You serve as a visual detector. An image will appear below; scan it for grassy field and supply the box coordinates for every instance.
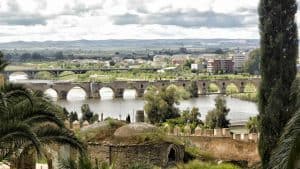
[6,61,258,82]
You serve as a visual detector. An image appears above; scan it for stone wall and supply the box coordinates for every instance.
[87,142,184,169]
[185,136,260,165]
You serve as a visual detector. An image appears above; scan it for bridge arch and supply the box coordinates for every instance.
[66,86,87,101]
[44,88,59,100]
[244,82,257,93]
[99,87,115,100]
[208,82,221,94]
[226,83,239,94]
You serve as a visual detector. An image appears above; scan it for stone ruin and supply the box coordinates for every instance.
[167,125,259,143]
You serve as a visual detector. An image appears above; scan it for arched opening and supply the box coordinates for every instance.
[9,72,28,82]
[208,83,220,93]
[44,88,58,101]
[67,86,87,101]
[226,83,239,94]
[123,89,137,99]
[168,148,176,162]
[244,83,257,93]
[35,71,55,80]
[99,87,114,100]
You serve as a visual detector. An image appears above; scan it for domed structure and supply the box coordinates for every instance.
[114,122,158,138]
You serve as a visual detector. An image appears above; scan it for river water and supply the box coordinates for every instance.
[10,74,258,122]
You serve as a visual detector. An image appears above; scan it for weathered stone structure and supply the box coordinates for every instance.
[85,122,185,169]
[18,78,260,99]
[184,136,260,166]
[87,142,184,169]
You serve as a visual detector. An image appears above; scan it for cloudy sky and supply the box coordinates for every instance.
[0,0,297,42]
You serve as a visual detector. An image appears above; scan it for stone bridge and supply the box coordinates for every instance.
[19,78,260,100]
[4,68,159,79]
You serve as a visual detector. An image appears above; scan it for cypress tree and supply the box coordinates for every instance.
[258,0,298,168]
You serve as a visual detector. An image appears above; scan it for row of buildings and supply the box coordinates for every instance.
[191,52,249,73]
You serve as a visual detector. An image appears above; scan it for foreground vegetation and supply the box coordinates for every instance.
[173,160,240,169]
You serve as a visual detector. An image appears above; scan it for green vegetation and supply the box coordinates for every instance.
[230,93,258,102]
[243,49,260,75]
[246,116,259,133]
[226,83,239,94]
[208,83,219,93]
[230,83,258,102]
[6,61,258,82]
[144,86,181,124]
[205,96,230,129]
[269,79,300,169]
[188,81,199,98]
[0,53,84,163]
[59,155,113,169]
[0,83,84,161]
[81,104,99,124]
[172,160,240,169]
[258,0,298,167]
[166,107,203,132]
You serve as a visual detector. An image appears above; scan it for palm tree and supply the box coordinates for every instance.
[0,83,85,163]
[269,79,300,169]
[246,116,259,133]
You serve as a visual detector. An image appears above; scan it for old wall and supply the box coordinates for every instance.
[87,142,184,169]
[185,136,260,165]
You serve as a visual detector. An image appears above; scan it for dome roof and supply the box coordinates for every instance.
[114,122,158,138]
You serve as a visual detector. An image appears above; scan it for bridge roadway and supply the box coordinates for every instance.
[3,68,160,78]
[16,78,260,100]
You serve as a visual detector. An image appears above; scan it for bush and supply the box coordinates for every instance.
[173,160,241,169]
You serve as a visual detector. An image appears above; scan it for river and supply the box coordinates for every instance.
[10,74,258,122]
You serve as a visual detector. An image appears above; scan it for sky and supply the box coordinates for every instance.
[0,0,297,42]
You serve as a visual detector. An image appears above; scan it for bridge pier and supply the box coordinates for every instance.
[136,89,145,98]
[219,82,226,94]
[114,88,124,98]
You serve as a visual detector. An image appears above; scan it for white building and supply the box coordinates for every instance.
[191,62,207,71]
[233,53,248,72]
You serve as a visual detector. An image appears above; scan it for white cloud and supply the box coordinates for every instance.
[0,0,263,42]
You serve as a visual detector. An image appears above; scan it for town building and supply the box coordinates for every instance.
[191,61,207,72]
[232,53,248,72]
[207,59,234,73]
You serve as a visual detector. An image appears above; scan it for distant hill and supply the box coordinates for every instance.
[0,39,259,50]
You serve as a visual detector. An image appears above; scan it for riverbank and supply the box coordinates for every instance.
[230,93,258,102]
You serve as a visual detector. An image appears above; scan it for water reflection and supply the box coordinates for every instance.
[55,94,258,122]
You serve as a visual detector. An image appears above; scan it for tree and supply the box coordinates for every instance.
[144,86,180,124]
[269,79,300,169]
[81,104,98,124]
[258,0,298,167]
[0,84,84,161]
[69,111,79,123]
[246,116,259,133]
[243,49,260,75]
[188,81,199,98]
[205,96,230,129]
